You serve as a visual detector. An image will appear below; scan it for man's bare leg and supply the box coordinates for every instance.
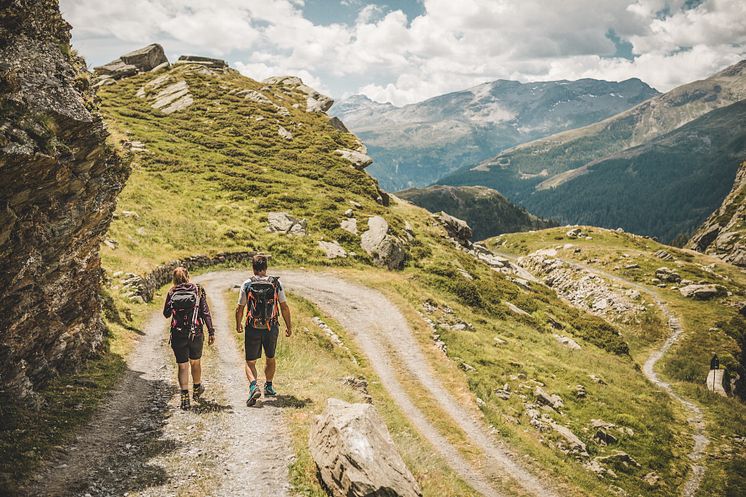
[245,360,258,383]
[265,357,276,383]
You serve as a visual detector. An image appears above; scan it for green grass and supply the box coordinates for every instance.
[492,225,746,495]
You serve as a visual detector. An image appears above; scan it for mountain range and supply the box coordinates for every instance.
[440,60,746,242]
[332,78,659,191]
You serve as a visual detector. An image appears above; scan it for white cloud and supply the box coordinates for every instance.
[61,0,746,106]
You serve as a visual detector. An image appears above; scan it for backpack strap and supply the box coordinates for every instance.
[189,284,201,341]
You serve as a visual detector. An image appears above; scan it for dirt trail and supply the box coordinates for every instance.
[500,251,710,497]
[269,269,561,497]
[23,276,293,497]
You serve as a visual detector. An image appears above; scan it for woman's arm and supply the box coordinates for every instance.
[163,289,173,318]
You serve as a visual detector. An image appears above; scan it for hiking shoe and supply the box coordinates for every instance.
[193,384,205,401]
[264,383,277,397]
[246,383,261,407]
[180,392,191,410]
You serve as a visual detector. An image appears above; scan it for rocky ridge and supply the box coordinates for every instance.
[0,0,129,401]
[687,161,746,266]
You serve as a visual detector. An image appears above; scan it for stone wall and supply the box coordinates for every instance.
[0,0,130,402]
[121,252,257,302]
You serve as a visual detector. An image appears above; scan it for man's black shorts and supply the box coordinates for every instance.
[171,332,204,363]
[245,324,279,361]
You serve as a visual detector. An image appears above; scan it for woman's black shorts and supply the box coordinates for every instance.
[245,324,279,361]
[171,332,204,363]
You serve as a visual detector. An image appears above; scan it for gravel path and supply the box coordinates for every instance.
[503,252,710,497]
[22,275,293,497]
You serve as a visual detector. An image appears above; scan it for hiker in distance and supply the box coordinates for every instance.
[163,267,215,410]
[235,254,292,406]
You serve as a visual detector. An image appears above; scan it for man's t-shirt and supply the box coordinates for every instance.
[237,276,287,307]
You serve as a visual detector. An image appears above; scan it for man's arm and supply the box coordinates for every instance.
[235,305,244,333]
[280,301,292,337]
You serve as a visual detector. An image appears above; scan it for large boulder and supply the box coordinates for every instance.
[0,0,129,402]
[336,148,373,169]
[360,216,407,270]
[434,211,472,245]
[309,399,422,497]
[267,212,307,236]
[94,43,168,79]
[679,284,727,300]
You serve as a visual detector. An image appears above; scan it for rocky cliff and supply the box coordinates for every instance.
[687,161,746,266]
[0,0,129,402]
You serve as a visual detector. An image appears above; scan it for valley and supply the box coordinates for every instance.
[2,2,745,497]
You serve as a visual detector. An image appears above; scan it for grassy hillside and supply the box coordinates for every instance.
[490,227,746,496]
[440,60,746,242]
[397,185,557,240]
[38,61,726,496]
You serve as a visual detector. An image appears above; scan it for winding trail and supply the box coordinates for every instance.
[500,251,710,497]
[25,269,562,497]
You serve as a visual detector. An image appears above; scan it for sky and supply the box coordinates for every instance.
[60,0,746,106]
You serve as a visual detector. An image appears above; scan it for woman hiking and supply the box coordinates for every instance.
[163,267,215,409]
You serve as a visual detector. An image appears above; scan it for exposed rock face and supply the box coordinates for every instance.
[434,211,473,245]
[360,216,407,270]
[518,251,644,324]
[687,161,746,267]
[0,0,128,401]
[309,398,422,497]
[318,240,347,259]
[335,148,373,169]
[263,75,334,113]
[175,55,227,68]
[679,284,727,300]
[94,43,168,80]
[266,212,307,236]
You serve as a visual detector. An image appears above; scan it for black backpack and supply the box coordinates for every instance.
[245,276,280,329]
[170,285,201,337]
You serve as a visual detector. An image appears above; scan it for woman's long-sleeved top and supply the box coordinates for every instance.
[163,283,215,336]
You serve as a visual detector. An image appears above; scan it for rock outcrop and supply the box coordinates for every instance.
[309,398,422,497]
[94,43,168,82]
[175,55,227,68]
[263,75,334,113]
[679,284,727,300]
[318,240,347,259]
[0,0,129,402]
[266,212,307,236]
[518,250,645,324]
[434,211,473,246]
[687,161,746,267]
[335,148,373,169]
[360,216,407,270]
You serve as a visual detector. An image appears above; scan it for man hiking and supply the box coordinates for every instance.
[235,254,292,406]
[163,267,215,410]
